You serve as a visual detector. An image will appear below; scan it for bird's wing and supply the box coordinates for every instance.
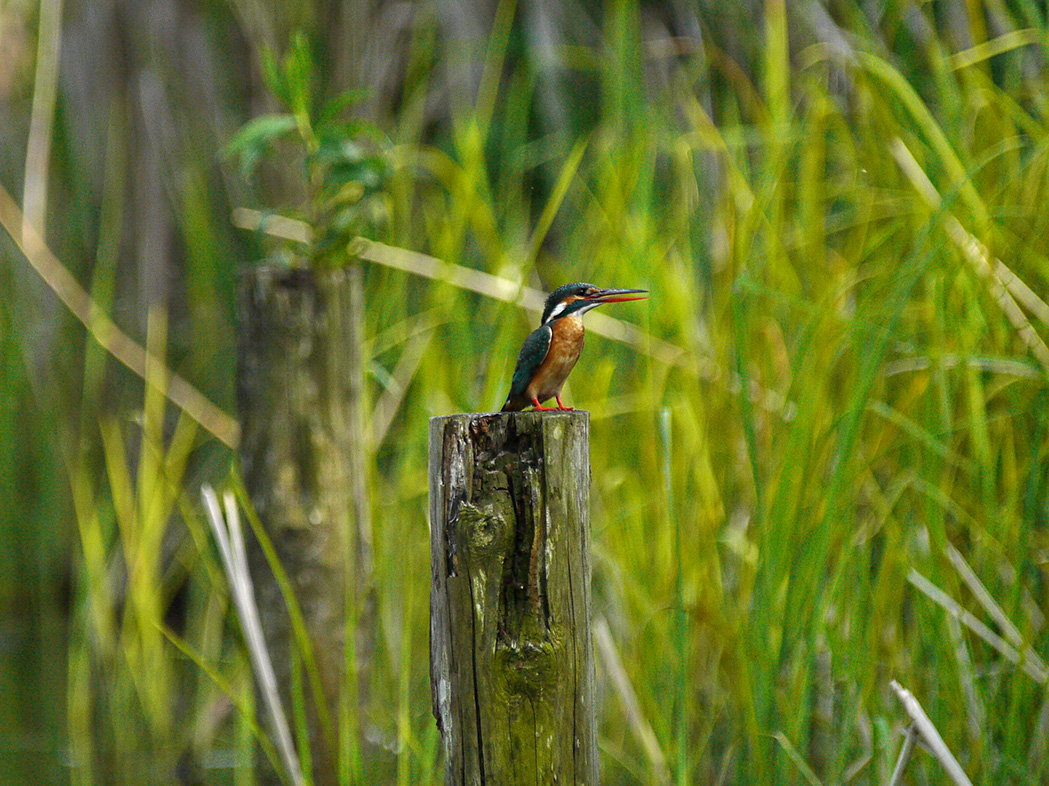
[505,324,552,403]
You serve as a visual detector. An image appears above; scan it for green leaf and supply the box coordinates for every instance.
[260,47,289,106]
[319,89,371,124]
[223,114,298,178]
[285,31,315,120]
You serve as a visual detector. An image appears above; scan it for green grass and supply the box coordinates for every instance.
[3,1,1049,784]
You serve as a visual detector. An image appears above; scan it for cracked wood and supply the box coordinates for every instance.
[429,412,597,786]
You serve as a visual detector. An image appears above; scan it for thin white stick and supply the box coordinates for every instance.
[593,616,669,784]
[891,137,1049,375]
[946,545,1024,653]
[201,485,305,786]
[886,724,918,786]
[23,0,64,240]
[0,187,240,448]
[889,680,974,786]
[230,207,689,368]
[907,568,1048,684]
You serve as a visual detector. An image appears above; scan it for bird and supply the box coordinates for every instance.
[500,282,648,412]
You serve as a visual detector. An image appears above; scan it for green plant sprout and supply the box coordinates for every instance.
[224,31,391,269]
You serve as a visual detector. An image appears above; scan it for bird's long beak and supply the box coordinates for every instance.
[585,287,648,304]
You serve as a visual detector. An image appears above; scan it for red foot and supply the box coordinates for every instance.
[530,396,574,411]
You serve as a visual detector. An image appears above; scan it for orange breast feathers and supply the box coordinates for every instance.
[526,315,585,402]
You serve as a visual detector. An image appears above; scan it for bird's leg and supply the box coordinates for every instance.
[531,397,557,411]
[555,395,574,411]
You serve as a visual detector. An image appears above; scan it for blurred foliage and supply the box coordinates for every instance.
[1,1,1048,785]
[225,31,392,268]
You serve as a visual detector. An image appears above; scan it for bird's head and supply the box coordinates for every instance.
[540,282,648,325]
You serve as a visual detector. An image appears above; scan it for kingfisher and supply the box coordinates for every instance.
[500,282,648,412]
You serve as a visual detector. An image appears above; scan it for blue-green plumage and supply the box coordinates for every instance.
[502,325,553,412]
[500,282,648,412]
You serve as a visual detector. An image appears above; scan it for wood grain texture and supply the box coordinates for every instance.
[429,412,597,786]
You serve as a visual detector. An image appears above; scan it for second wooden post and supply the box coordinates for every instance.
[429,411,597,786]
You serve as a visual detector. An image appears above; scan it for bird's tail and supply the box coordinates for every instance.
[500,396,524,413]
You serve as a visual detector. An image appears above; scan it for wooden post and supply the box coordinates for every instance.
[237,264,375,786]
[429,412,597,786]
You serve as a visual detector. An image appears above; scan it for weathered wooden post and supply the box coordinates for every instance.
[238,264,375,786]
[429,411,597,785]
